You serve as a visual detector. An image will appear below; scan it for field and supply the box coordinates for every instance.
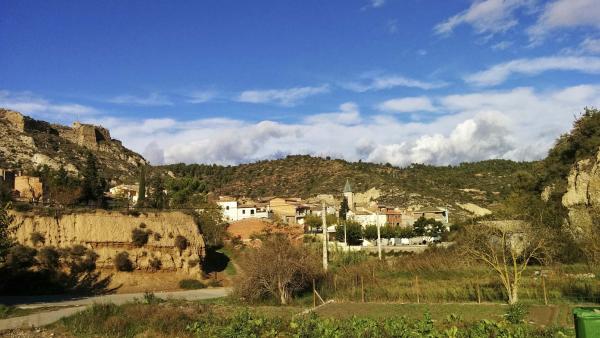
[42,299,575,337]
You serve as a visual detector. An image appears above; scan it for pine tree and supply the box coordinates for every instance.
[148,173,166,209]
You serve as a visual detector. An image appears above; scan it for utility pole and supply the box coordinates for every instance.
[322,202,328,271]
[376,211,382,260]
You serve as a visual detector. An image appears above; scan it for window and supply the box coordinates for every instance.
[226,206,229,210]
[251,209,255,214]
[242,210,246,214]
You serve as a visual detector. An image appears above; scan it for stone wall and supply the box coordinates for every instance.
[14,176,43,201]
[9,210,205,274]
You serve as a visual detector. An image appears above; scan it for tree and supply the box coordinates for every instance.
[335,221,362,245]
[460,221,548,304]
[234,235,321,305]
[80,152,107,206]
[194,204,227,248]
[137,165,146,207]
[364,225,378,240]
[339,197,349,220]
[0,203,14,265]
[148,173,166,209]
[413,216,445,237]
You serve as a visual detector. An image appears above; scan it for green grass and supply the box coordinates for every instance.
[218,246,237,276]
[51,301,574,337]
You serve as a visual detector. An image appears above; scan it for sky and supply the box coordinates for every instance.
[1,0,600,166]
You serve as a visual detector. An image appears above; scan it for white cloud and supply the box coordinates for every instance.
[581,38,600,55]
[79,84,600,167]
[186,90,217,104]
[434,0,534,36]
[370,0,385,8]
[109,92,173,106]
[0,90,97,120]
[304,102,361,125]
[491,41,513,50]
[237,85,329,106]
[465,56,600,86]
[528,0,600,42]
[377,96,437,113]
[343,74,445,92]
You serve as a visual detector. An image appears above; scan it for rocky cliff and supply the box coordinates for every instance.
[0,108,146,181]
[561,150,600,233]
[9,210,205,274]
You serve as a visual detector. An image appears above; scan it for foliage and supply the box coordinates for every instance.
[194,206,227,248]
[304,214,338,231]
[114,251,134,272]
[234,235,322,304]
[0,244,110,295]
[179,279,206,290]
[413,216,445,237]
[0,181,12,204]
[0,203,14,265]
[175,235,188,251]
[335,221,363,245]
[339,197,349,220]
[29,231,45,246]
[149,257,162,271]
[459,222,549,304]
[80,152,107,206]
[505,303,529,324]
[131,228,149,247]
[159,156,532,213]
[147,172,166,209]
[60,303,570,338]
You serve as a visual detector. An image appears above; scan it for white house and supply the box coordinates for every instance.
[347,209,387,228]
[217,196,270,222]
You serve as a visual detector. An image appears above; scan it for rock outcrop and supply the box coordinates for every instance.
[0,108,146,181]
[9,210,205,275]
[561,151,600,232]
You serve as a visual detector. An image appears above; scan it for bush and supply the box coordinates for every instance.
[37,246,60,270]
[114,252,134,272]
[179,279,206,290]
[30,232,45,246]
[207,279,222,287]
[13,203,32,212]
[149,257,162,271]
[505,303,528,324]
[153,233,162,241]
[131,228,149,247]
[175,235,188,251]
[6,245,37,270]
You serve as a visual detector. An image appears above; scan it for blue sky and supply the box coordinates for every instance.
[2,0,600,165]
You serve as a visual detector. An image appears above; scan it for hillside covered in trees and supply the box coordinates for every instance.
[160,156,534,212]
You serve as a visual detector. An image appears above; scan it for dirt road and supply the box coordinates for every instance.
[0,287,231,331]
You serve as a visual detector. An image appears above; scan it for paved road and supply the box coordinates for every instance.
[0,287,231,331]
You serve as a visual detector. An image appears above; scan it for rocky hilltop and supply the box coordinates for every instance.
[561,150,600,232]
[0,108,146,181]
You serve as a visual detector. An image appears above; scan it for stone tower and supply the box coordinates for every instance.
[343,179,354,211]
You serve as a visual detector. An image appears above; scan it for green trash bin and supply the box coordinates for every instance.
[573,307,600,338]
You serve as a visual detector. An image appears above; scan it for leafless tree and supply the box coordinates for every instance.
[460,221,548,304]
[234,234,321,305]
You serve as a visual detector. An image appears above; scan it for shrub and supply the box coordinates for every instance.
[37,246,60,270]
[188,259,199,267]
[149,257,162,271]
[142,291,163,304]
[139,222,147,229]
[114,252,134,272]
[505,303,528,324]
[14,203,32,212]
[131,228,149,247]
[6,245,37,270]
[30,232,45,246]
[179,279,206,290]
[153,233,162,241]
[175,235,188,251]
[207,279,222,287]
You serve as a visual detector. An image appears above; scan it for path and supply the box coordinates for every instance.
[0,287,231,331]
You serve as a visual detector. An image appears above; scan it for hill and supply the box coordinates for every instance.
[0,109,146,181]
[161,155,534,217]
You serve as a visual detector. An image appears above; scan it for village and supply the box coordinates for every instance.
[1,164,450,250]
